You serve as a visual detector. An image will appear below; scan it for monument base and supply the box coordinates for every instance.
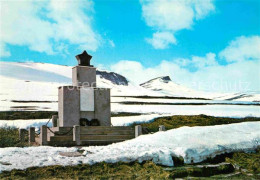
[58,86,111,127]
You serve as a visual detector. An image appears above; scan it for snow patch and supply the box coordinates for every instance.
[0,119,51,129]
[0,114,167,129]
[0,122,259,172]
[111,114,170,126]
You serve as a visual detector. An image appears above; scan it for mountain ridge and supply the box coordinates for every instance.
[140,76,172,86]
[0,62,259,102]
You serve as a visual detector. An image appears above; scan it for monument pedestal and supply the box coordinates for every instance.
[58,86,111,127]
[58,86,80,127]
[72,66,96,87]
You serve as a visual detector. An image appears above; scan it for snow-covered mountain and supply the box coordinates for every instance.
[0,62,162,110]
[213,91,260,102]
[0,62,128,86]
[140,75,260,101]
[140,76,215,99]
[0,61,259,111]
[140,76,196,95]
[0,61,259,118]
[0,61,161,96]
[97,70,128,86]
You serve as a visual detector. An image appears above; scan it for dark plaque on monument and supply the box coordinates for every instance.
[75,50,93,66]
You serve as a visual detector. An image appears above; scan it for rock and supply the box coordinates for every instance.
[59,152,82,157]
[96,70,128,86]
[170,162,235,178]
[0,161,12,165]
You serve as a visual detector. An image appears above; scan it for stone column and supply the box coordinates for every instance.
[52,115,58,127]
[19,128,27,142]
[72,66,96,87]
[94,89,111,126]
[40,125,47,145]
[58,86,80,127]
[159,125,166,131]
[135,125,142,137]
[73,125,81,146]
[29,127,35,143]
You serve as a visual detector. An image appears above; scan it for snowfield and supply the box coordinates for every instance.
[111,114,170,126]
[0,114,169,129]
[0,119,51,130]
[112,104,260,117]
[0,62,260,173]
[0,121,259,172]
[1,108,260,130]
[1,62,260,112]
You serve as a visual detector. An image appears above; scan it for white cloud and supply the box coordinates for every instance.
[110,35,260,92]
[176,52,218,69]
[189,60,260,92]
[110,61,145,83]
[193,0,215,20]
[111,59,260,92]
[108,40,115,48]
[219,36,260,63]
[0,0,100,57]
[146,32,176,49]
[0,43,11,57]
[110,60,190,85]
[140,0,215,49]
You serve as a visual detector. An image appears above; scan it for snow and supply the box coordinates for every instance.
[0,62,259,172]
[0,114,168,129]
[0,119,51,129]
[0,62,259,114]
[2,105,259,130]
[112,96,260,105]
[140,76,260,102]
[0,61,159,97]
[0,62,160,111]
[112,104,260,117]
[0,76,62,111]
[213,91,260,102]
[140,76,222,99]
[235,94,260,102]
[1,121,259,172]
[111,114,170,126]
[1,62,259,110]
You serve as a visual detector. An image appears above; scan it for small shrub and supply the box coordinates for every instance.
[0,127,28,147]
[133,115,260,132]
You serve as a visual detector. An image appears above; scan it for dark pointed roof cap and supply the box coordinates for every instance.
[75,50,93,66]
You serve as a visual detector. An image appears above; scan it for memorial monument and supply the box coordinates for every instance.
[37,51,136,146]
[58,50,111,127]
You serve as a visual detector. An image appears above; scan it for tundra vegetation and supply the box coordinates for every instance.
[0,113,259,179]
[133,114,260,132]
[0,111,143,120]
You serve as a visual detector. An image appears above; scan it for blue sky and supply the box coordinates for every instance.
[1,0,260,92]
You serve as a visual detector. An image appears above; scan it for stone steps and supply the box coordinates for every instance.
[80,134,134,141]
[46,126,135,146]
[50,135,73,141]
[80,129,135,135]
[80,139,129,146]
[48,140,76,147]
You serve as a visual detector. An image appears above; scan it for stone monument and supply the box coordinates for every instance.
[58,50,111,127]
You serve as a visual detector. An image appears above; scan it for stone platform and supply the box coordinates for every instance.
[41,126,136,146]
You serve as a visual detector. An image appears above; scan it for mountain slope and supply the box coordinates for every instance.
[140,76,194,93]
[140,76,260,101]
[0,62,130,86]
[0,62,259,112]
[213,91,260,102]
[140,76,213,99]
[97,70,128,86]
[0,62,161,110]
